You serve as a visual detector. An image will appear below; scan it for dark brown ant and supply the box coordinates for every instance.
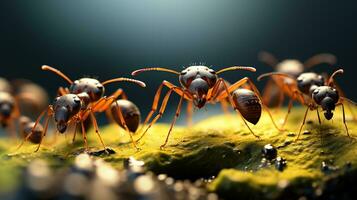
[11,79,49,118]
[258,69,356,141]
[258,51,336,108]
[19,65,146,152]
[0,90,19,135]
[0,78,48,137]
[0,78,19,134]
[132,65,282,149]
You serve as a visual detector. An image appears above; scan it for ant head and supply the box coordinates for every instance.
[276,59,304,77]
[53,94,82,133]
[69,78,105,102]
[296,72,325,95]
[0,92,15,125]
[179,66,217,108]
[312,86,339,120]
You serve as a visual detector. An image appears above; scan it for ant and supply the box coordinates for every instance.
[19,65,146,152]
[132,65,282,149]
[258,51,336,108]
[0,78,48,137]
[258,69,356,141]
[108,99,141,134]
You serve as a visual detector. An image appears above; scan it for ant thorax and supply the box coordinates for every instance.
[69,78,105,102]
[276,60,304,77]
[296,72,325,95]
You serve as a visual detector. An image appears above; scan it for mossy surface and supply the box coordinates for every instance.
[0,106,357,199]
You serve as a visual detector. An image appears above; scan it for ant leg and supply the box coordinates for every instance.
[81,121,89,151]
[295,107,310,141]
[340,97,357,121]
[316,107,321,124]
[161,94,184,149]
[220,99,231,115]
[16,107,50,150]
[7,120,17,139]
[105,109,114,123]
[142,82,166,127]
[336,103,350,137]
[276,91,285,110]
[142,81,190,128]
[136,89,174,142]
[89,111,107,151]
[72,123,78,143]
[94,89,126,112]
[113,101,139,149]
[281,99,293,129]
[261,79,275,106]
[34,113,51,152]
[186,101,193,126]
[57,87,70,96]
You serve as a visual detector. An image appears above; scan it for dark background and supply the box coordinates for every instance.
[1,0,356,123]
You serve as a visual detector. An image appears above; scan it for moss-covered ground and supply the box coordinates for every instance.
[0,106,357,199]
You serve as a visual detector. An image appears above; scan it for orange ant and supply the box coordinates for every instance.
[132,65,282,149]
[258,51,337,108]
[258,69,356,141]
[18,65,146,152]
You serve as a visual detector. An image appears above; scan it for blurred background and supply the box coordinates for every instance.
[1,0,356,124]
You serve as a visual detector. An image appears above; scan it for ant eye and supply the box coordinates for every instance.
[209,69,216,74]
[180,71,187,75]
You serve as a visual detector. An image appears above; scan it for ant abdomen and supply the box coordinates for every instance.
[20,116,43,144]
[232,88,262,125]
[110,99,141,133]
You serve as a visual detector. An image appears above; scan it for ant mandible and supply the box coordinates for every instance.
[258,51,336,108]
[19,65,146,152]
[258,69,356,141]
[132,65,282,149]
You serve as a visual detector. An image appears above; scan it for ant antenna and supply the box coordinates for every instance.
[216,66,256,74]
[304,53,337,69]
[102,78,146,87]
[258,51,279,68]
[131,67,180,76]
[257,72,295,81]
[41,65,73,84]
[327,69,344,86]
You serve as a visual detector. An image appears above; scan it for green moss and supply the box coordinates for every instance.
[0,106,356,198]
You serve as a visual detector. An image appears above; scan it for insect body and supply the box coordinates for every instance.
[132,65,282,149]
[109,99,141,133]
[20,66,146,152]
[19,116,44,144]
[258,69,356,141]
[258,52,336,108]
[0,78,48,137]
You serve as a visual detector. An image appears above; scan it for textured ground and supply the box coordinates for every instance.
[0,106,357,199]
